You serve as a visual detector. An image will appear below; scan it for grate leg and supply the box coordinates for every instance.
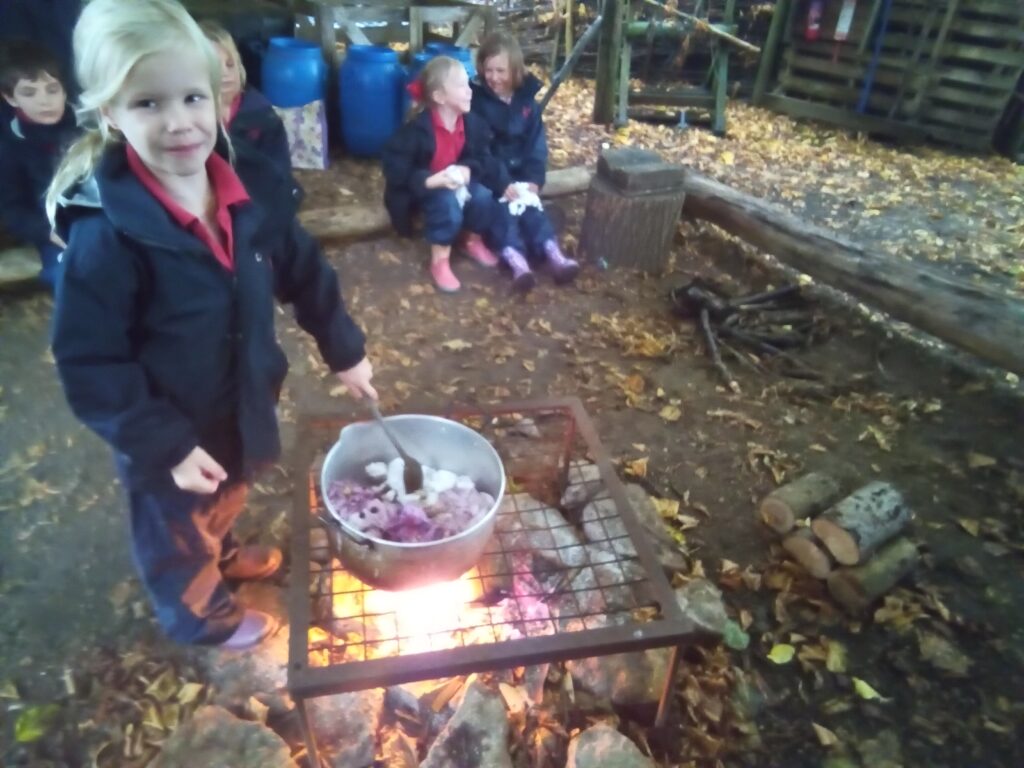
[296,696,323,767]
[655,644,682,727]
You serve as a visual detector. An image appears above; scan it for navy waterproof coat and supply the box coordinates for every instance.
[51,141,366,488]
[469,74,547,189]
[229,87,292,181]
[0,108,78,249]
[381,109,509,237]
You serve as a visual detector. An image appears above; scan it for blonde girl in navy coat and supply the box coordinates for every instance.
[47,0,376,650]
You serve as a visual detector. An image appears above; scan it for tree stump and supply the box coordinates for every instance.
[579,148,687,272]
[827,537,920,614]
[811,482,912,566]
[757,472,843,535]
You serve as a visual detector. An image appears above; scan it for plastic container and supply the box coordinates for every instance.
[424,42,476,80]
[402,49,435,115]
[339,45,404,157]
[261,37,326,108]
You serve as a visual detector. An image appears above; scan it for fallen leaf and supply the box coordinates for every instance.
[852,677,888,701]
[811,722,839,747]
[956,518,980,537]
[523,360,536,372]
[659,405,682,422]
[651,497,680,518]
[767,644,796,664]
[967,452,997,469]
[917,631,972,677]
[15,704,61,743]
[826,640,848,673]
[625,457,649,478]
[441,339,473,352]
[177,682,204,705]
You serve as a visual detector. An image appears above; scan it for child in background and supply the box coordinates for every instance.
[200,20,292,178]
[382,55,535,294]
[471,32,578,283]
[0,40,79,287]
[47,0,375,650]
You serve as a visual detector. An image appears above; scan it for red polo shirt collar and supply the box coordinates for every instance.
[125,144,250,271]
[428,108,465,174]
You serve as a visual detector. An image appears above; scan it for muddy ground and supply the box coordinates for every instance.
[2,104,1023,766]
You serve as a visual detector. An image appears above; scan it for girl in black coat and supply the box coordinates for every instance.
[201,20,293,180]
[47,0,375,651]
[382,56,535,293]
[472,32,578,283]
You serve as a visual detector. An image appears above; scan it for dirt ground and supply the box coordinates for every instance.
[2,96,1023,766]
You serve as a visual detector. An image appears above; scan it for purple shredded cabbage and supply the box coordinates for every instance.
[326,479,494,543]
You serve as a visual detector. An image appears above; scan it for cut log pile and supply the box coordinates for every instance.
[757,474,920,614]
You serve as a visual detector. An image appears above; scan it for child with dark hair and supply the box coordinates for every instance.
[471,32,578,284]
[0,39,78,287]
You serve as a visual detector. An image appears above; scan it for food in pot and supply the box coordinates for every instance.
[326,458,495,543]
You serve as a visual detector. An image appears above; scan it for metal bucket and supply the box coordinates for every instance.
[319,415,505,590]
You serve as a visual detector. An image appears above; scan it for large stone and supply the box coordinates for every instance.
[150,705,296,768]
[420,680,512,768]
[565,723,655,768]
[565,645,670,708]
[196,583,293,716]
[495,494,588,568]
[308,689,385,768]
[380,726,418,768]
[674,578,728,641]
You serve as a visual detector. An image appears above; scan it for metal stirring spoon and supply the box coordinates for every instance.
[367,400,424,494]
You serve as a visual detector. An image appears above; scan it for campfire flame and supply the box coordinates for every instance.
[362,576,478,654]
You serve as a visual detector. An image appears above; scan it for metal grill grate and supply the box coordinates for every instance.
[288,398,700,701]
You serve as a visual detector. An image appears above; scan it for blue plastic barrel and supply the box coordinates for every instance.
[424,43,476,80]
[261,37,326,108]
[402,50,435,115]
[339,45,404,157]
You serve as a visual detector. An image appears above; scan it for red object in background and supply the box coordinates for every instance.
[805,0,824,41]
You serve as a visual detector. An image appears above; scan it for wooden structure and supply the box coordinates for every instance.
[293,0,497,65]
[579,148,688,272]
[753,0,1024,152]
[594,0,746,133]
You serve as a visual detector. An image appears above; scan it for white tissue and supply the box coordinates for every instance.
[500,181,543,217]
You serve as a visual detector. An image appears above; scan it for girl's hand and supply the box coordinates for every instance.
[452,165,471,184]
[503,184,520,201]
[526,183,540,195]
[426,172,463,191]
[336,357,378,400]
[171,446,227,494]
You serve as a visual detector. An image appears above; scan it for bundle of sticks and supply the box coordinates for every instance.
[670,279,830,391]
[756,472,920,613]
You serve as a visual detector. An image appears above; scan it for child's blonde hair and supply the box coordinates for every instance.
[199,19,247,91]
[476,31,526,91]
[410,55,463,117]
[46,0,223,225]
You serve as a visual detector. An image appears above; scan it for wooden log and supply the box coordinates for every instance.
[757,471,843,534]
[827,537,920,613]
[782,528,835,579]
[297,166,595,242]
[811,482,912,566]
[680,171,1024,376]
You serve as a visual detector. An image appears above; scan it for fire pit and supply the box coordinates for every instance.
[288,398,706,764]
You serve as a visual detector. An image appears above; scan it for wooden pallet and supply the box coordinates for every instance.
[756,0,1024,151]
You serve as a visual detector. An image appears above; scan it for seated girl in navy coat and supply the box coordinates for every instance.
[47,0,375,650]
[382,55,535,293]
[200,20,292,179]
[471,32,578,284]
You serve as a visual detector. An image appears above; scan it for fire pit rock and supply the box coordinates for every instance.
[150,705,297,768]
[566,723,655,768]
[309,689,385,768]
[420,680,513,768]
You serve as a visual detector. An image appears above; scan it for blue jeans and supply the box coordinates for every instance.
[515,206,556,261]
[420,182,498,246]
[121,469,247,644]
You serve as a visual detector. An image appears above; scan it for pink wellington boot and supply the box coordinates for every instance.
[501,247,535,294]
[430,257,461,293]
[543,239,580,284]
[461,233,499,267]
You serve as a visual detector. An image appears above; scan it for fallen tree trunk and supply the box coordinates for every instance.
[681,172,1024,376]
[298,163,1024,375]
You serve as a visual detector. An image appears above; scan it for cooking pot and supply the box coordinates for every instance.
[319,414,505,590]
